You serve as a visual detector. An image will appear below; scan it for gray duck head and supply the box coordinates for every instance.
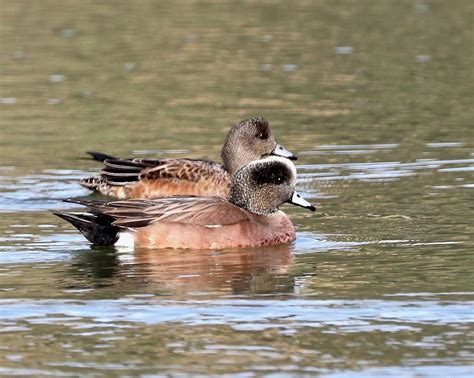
[221,117,297,175]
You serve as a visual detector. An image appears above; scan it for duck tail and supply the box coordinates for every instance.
[53,211,119,246]
[80,150,118,193]
[87,151,118,162]
[78,176,107,191]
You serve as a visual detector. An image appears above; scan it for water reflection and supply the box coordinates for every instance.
[72,248,119,280]
[73,244,295,295]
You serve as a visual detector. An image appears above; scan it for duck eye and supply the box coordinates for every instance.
[255,130,268,140]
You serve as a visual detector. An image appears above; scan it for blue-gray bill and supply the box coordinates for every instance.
[272,144,297,160]
[287,191,316,211]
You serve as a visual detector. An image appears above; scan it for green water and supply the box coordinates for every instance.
[1,1,473,376]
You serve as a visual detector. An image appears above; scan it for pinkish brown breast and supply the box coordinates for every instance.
[133,212,295,249]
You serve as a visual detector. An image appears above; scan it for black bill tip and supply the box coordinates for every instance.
[272,144,298,161]
[287,191,316,212]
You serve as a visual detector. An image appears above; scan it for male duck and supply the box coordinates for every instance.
[80,117,296,199]
[56,156,315,249]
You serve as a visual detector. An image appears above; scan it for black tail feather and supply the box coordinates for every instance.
[63,198,104,207]
[87,151,118,162]
[100,159,143,183]
[53,212,119,246]
[102,159,141,169]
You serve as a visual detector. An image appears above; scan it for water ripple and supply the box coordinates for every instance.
[1,298,472,330]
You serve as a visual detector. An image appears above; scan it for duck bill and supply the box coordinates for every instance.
[287,191,316,211]
[272,144,297,160]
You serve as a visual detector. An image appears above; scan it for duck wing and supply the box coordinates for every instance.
[67,197,249,228]
[138,158,226,183]
[100,158,222,184]
[79,158,230,199]
[83,158,225,186]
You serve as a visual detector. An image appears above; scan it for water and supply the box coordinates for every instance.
[1,1,473,376]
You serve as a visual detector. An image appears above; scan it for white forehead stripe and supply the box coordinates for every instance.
[247,155,296,174]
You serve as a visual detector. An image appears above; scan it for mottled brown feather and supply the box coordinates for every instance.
[80,158,231,199]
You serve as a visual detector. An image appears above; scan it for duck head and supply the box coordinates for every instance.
[221,117,297,175]
[229,156,315,216]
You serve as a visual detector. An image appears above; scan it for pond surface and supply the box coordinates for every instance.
[1,1,473,376]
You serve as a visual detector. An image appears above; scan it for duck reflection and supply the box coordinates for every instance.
[73,243,295,295]
[70,247,120,280]
[131,243,295,295]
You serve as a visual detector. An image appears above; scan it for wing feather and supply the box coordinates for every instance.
[89,197,249,228]
[96,158,225,186]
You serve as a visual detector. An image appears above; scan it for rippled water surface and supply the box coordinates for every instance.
[1,1,473,376]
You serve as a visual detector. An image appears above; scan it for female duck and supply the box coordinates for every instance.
[57,156,314,249]
[80,117,296,199]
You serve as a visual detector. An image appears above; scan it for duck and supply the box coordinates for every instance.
[80,117,296,199]
[55,156,315,249]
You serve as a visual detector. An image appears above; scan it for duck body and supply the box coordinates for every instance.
[133,214,295,249]
[56,198,296,250]
[80,117,296,199]
[113,202,295,249]
[56,156,315,250]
